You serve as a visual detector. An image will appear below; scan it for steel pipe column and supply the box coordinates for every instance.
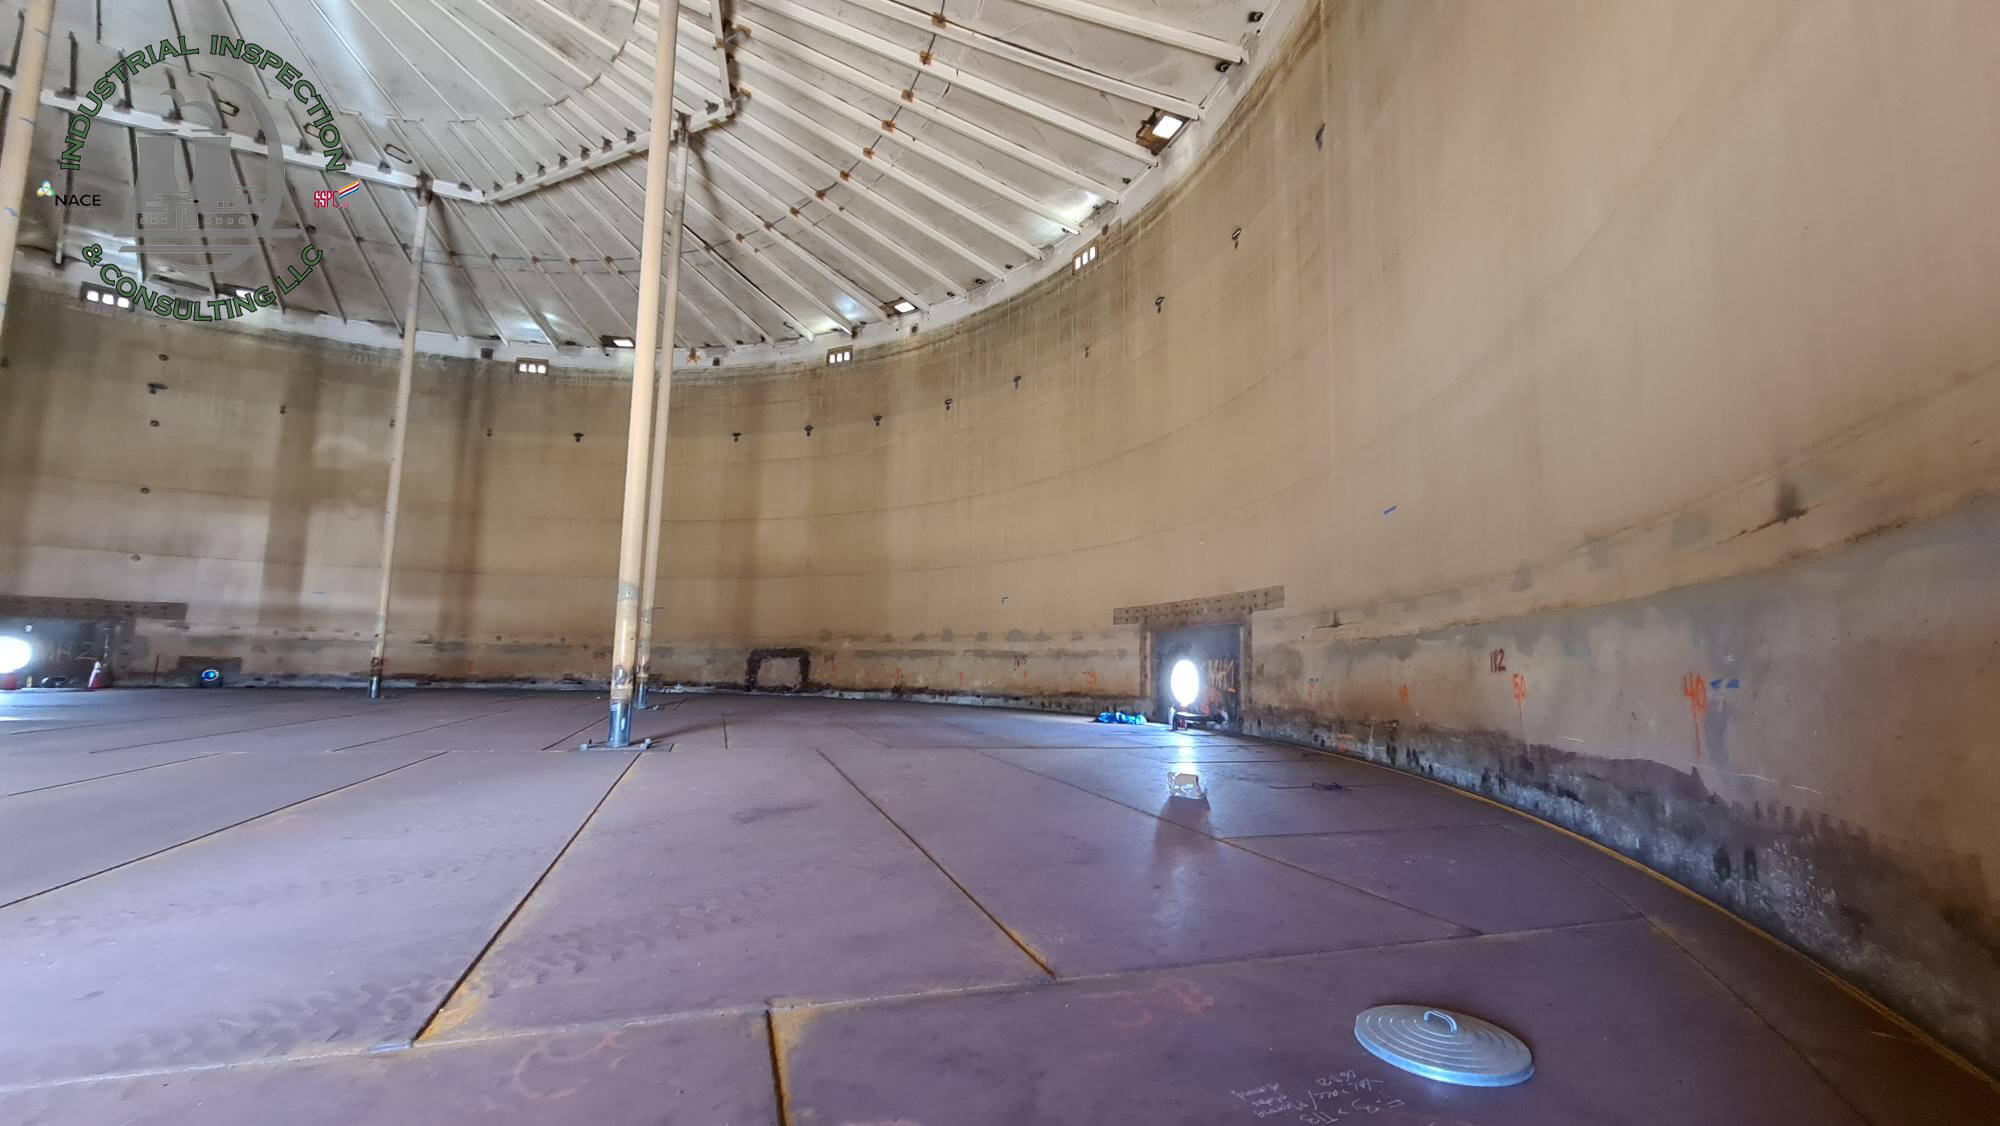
[368,194,432,699]
[605,0,683,746]
[0,0,58,340]
[634,119,690,710]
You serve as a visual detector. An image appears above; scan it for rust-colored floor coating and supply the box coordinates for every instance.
[0,688,1990,1124]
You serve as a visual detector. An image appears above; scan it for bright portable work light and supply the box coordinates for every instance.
[1169,658,1200,709]
[0,636,32,675]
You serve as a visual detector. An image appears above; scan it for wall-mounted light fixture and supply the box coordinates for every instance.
[80,282,132,309]
[515,359,549,375]
[826,347,852,366]
[1137,110,1187,154]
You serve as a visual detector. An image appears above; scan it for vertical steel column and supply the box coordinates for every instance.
[605,0,682,746]
[368,193,432,699]
[633,118,690,710]
[0,0,58,339]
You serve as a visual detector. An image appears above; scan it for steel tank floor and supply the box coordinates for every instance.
[0,688,1991,1124]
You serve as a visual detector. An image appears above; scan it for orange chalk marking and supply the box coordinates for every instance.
[1682,673,1709,761]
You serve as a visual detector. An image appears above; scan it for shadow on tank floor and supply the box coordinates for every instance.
[0,688,1990,1124]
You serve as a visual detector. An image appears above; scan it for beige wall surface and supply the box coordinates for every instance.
[4,0,1999,1071]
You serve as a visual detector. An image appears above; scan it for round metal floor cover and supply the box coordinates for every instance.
[1353,1005,1534,1087]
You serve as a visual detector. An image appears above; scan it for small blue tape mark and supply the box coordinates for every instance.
[1383,505,1397,516]
[1710,678,1722,689]
[369,1041,409,1054]
[1727,678,1740,689]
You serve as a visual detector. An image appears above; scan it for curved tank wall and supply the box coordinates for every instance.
[4,0,1999,1074]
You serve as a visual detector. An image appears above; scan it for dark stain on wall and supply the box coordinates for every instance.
[1245,704,2000,1073]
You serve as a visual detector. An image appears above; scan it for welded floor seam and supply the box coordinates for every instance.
[0,750,451,912]
[1497,819,2000,1100]
[1265,742,2000,1095]
[522,693,631,751]
[1637,914,1878,1124]
[963,746,1479,936]
[13,703,399,755]
[541,711,616,751]
[411,750,645,1044]
[1219,818,1510,841]
[154,916,1657,1074]
[323,697,541,752]
[0,917,1674,1096]
[0,750,223,798]
[821,717,892,748]
[0,697,323,739]
[765,1009,795,1126]
[814,748,1058,978]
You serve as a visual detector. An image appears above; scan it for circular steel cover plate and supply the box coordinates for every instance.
[1353,1005,1534,1087]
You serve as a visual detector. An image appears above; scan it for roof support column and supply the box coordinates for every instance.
[0,0,56,341]
[634,116,689,709]
[602,0,682,748]
[368,192,432,699]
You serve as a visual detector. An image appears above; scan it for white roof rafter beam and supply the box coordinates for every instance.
[334,121,468,339]
[431,201,516,343]
[382,120,511,339]
[452,0,650,121]
[454,121,603,340]
[733,21,1120,199]
[405,121,564,346]
[630,5,734,111]
[626,160,825,340]
[606,34,736,118]
[685,257,775,343]
[792,0,1203,119]
[733,89,1046,262]
[563,151,768,344]
[734,91,1049,260]
[681,158,862,334]
[584,165,777,342]
[735,57,1080,235]
[709,116,1009,281]
[737,0,1157,164]
[1003,0,1246,63]
[685,207,826,340]
[777,196,946,307]
[0,76,482,200]
[674,285,734,349]
[692,135,924,316]
[700,0,732,108]
[487,97,739,203]
[680,120,944,302]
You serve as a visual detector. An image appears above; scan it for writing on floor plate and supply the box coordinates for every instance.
[1231,1072,1409,1122]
